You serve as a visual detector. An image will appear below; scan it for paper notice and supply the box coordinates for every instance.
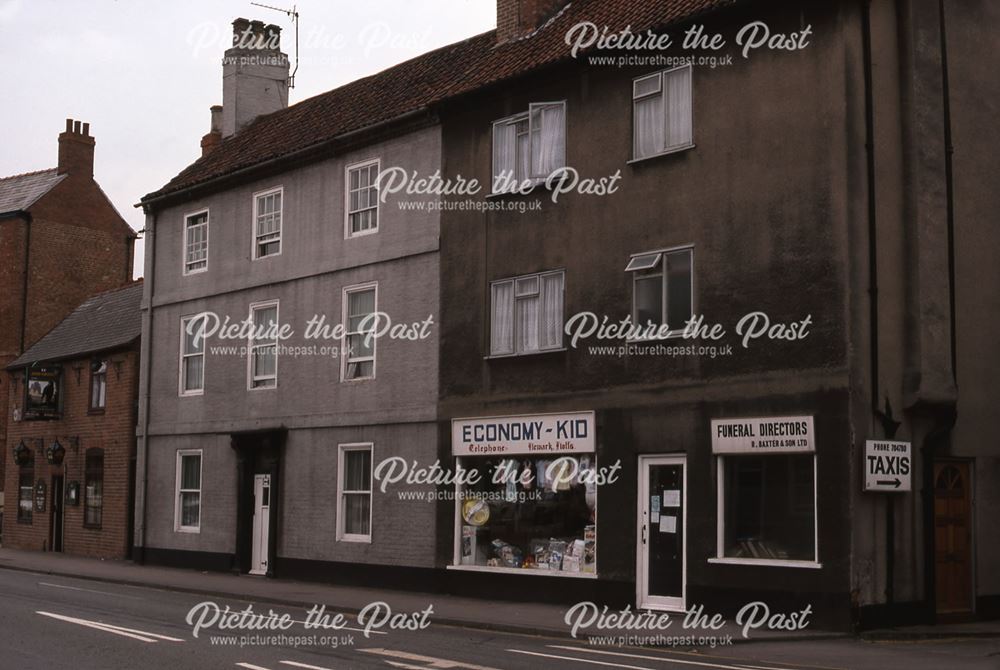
[662,490,681,507]
[659,515,677,533]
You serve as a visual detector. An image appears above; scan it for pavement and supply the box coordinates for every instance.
[0,547,996,645]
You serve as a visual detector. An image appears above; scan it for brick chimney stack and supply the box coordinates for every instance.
[57,118,95,177]
[221,17,289,138]
[497,0,565,43]
[201,105,223,156]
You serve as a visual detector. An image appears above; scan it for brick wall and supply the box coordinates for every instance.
[3,348,138,558]
[0,216,29,491]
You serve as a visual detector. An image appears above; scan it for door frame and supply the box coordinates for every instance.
[636,454,687,611]
[250,473,271,575]
[933,458,976,616]
[50,475,64,553]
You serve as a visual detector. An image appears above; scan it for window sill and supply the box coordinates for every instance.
[707,557,822,569]
[447,564,597,579]
[337,535,372,544]
[341,375,375,383]
[183,267,208,276]
[626,332,685,344]
[87,408,106,416]
[627,143,696,166]
[175,527,201,534]
[485,347,566,360]
[485,178,547,198]
[345,228,379,239]
[179,390,204,398]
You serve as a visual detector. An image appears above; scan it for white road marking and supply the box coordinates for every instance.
[38,581,141,599]
[285,617,387,635]
[236,664,274,670]
[36,610,183,643]
[280,661,337,670]
[359,647,501,669]
[508,648,657,669]
[547,645,797,670]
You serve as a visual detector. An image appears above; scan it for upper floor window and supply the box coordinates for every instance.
[346,159,379,237]
[183,210,209,274]
[626,247,693,336]
[632,65,693,161]
[180,315,206,395]
[248,301,279,389]
[84,448,104,529]
[253,187,282,259]
[490,270,564,356]
[492,102,566,193]
[175,450,202,532]
[342,284,376,381]
[89,359,107,412]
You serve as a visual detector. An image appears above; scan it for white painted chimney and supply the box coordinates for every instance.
[221,18,289,138]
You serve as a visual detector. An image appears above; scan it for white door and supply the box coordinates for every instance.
[637,455,687,611]
[250,474,271,575]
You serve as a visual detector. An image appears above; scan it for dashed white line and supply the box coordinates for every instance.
[36,610,184,643]
[359,647,501,669]
[280,661,337,670]
[38,581,141,599]
[547,645,800,670]
[508,648,657,669]
[236,664,273,670]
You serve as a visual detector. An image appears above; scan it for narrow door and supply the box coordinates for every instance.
[250,474,271,575]
[50,476,64,553]
[934,461,973,615]
[637,456,686,611]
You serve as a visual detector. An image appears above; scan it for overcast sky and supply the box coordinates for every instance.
[0,0,495,278]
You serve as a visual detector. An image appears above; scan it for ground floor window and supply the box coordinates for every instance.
[337,443,373,542]
[175,450,202,532]
[84,448,104,528]
[719,453,816,562]
[455,455,597,574]
[18,462,34,523]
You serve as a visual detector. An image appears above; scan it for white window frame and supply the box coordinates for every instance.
[491,100,566,194]
[627,245,694,340]
[179,314,206,396]
[345,158,380,238]
[174,449,203,533]
[630,64,694,162]
[489,269,565,357]
[247,299,279,390]
[340,282,378,382]
[182,208,209,275]
[252,186,283,260]
[709,454,821,569]
[336,442,373,543]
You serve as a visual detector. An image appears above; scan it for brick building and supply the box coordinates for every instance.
[0,119,137,534]
[4,282,142,558]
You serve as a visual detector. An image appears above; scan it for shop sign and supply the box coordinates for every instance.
[452,411,595,456]
[864,440,911,492]
[711,416,814,454]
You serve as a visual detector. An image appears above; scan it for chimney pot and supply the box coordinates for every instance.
[65,118,73,132]
[73,120,81,133]
[82,122,90,136]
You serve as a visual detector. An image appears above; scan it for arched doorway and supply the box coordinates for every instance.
[934,461,973,616]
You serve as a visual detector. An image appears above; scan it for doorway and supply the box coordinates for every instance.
[50,475,64,553]
[934,460,973,615]
[250,474,271,575]
[637,455,686,611]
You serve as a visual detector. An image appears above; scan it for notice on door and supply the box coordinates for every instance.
[864,440,911,492]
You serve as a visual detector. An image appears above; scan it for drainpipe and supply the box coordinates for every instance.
[19,212,32,353]
[134,209,157,563]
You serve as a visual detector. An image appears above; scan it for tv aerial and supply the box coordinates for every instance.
[250,2,300,88]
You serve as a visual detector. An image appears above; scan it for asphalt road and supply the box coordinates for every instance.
[1,568,998,670]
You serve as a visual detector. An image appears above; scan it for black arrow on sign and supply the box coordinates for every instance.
[877,478,901,488]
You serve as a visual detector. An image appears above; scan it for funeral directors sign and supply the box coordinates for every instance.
[452,411,596,456]
[711,416,815,454]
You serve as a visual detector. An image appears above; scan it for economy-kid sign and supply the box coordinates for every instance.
[452,411,595,456]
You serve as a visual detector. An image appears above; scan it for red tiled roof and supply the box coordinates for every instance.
[143,0,736,203]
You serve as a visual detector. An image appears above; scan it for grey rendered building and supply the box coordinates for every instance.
[134,20,449,576]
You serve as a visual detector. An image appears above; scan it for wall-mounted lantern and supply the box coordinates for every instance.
[13,440,31,466]
[46,438,66,465]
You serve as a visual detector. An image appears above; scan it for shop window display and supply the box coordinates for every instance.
[456,455,597,574]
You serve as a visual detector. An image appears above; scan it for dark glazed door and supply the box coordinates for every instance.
[934,461,973,615]
[638,457,685,610]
